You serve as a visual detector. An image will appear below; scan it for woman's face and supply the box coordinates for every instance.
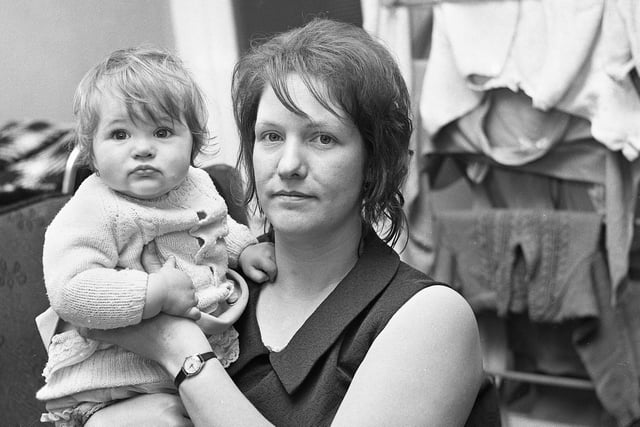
[253,75,366,239]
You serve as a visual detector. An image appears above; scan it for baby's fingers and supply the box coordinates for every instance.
[183,307,202,321]
[251,254,278,282]
[163,255,177,269]
[179,291,200,320]
[226,288,240,305]
[141,241,164,273]
[243,267,269,283]
[262,260,277,282]
[255,257,277,282]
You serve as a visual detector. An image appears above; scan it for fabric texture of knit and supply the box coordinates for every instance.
[36,166,256,401]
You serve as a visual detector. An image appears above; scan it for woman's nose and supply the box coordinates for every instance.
[277,140,307,179]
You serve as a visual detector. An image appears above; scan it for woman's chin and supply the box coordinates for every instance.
[270,221,313,236]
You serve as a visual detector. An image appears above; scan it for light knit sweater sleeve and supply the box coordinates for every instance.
[225,215,258,268]
[42,177,148,329]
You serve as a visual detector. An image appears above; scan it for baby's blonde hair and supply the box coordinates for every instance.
[73,46,210,169]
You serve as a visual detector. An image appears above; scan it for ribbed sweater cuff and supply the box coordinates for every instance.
[61,269,148,329]
[226,230,258,268]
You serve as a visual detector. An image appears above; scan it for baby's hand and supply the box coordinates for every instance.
[238,242,277,283]
[143,256,201,321]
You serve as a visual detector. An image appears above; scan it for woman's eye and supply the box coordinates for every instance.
[264,132,282,142]
[111,130,129,140]
[155,128,173,138]
[316,134,335,145]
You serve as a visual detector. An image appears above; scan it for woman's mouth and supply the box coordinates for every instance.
[272,190,311,199]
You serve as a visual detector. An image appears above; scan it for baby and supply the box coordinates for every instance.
[35,46,275,425]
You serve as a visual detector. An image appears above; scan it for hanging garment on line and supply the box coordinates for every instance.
[419,0,640,160]
[413,137,640,302]
[420,88,592,167]
[431,208,640,426]
[619,0,640,72]
[431,209,602,321]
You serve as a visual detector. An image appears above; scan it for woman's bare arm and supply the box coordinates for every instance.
[331,285,484,426]
[85,393,192,427]
[84,314,273,427]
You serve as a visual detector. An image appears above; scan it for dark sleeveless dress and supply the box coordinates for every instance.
[228,231,501,426]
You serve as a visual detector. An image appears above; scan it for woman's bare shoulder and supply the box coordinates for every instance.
[390,284,480,354]
[333,284,484,426]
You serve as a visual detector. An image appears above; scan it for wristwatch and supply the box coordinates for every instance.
[174,352,217,388]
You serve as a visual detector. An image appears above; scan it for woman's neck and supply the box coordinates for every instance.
[271,222,362,298]
[256,221,363,351]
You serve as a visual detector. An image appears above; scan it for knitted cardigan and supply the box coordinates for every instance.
[36,166,256,401]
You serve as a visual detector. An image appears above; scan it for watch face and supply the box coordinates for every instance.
[184,355,202,375]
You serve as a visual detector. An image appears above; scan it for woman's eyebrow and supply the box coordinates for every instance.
[254,120,281,129]
[308,117,356,135]
[306,119,328,129]
[306,117,346,130]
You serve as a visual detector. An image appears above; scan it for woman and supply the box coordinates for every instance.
[85,18,495,426]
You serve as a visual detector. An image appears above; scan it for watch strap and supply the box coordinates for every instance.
[174,351,217,389]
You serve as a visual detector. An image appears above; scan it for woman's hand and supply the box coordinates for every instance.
[82,314,212,375]
[85,393,192,427]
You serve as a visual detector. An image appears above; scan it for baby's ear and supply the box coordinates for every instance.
[87,152,98,171]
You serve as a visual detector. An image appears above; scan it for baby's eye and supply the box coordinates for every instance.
[154,127,173,138]
[111,130,129,140]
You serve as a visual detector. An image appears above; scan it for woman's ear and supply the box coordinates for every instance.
[362,166,375,193]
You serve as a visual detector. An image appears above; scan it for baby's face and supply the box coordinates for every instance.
[92,94,193,199]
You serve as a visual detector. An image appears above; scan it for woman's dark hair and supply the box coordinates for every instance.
[232,18,412,245]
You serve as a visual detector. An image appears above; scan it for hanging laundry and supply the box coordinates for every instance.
[431,208,640,426]
[420,0,640,161]
[415,0,640,301]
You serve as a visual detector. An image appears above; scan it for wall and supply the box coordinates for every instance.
[0,0,174,124]
[233,0,362,52]
[169,0,241,166]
